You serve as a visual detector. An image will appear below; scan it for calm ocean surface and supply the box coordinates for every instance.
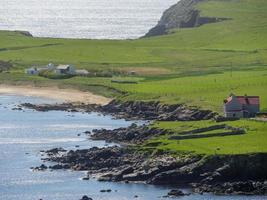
[0,0,177,39]
[0,95,266,200]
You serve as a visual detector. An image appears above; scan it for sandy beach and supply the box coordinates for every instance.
[0,85,111,105]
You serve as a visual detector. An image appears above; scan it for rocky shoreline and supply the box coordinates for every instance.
[21,100,217,121]
[89,123,170,144]
[40,146,267,196]
[22,100,266,196]
[89,123,246,144]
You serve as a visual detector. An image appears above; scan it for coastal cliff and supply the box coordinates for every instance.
[145,0,227,37]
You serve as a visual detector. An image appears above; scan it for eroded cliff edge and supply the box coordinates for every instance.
[144,0,228,37]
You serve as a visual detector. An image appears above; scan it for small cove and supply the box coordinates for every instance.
[0,94,266,200]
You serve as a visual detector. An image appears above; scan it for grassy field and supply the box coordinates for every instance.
[0,0,267,155]
[0,0,266,108]
[1,68,266,113]
[142,119,267,155]
[0,0,266,73]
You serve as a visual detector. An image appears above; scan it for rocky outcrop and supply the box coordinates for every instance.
[43,146,146,173]
[43,146,198,183]
[15,30,33,37]
[42,145,267,195]
[149,154,267,185]
[100,100,216,121]
[20,102,98,113]
[145,0,229,37]
[192,181,267,195]
[89,123,245,144]
[21,100,216,121]
[166,189,190,197]
[80,196,93,200]
[90,123,170,144]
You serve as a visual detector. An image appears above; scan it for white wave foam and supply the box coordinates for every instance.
[9,179,65,186]
[0,137,84,144]
[0,124,31,129]
[46,124,112,130]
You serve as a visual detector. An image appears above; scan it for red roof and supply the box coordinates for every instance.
[226,96,259,105]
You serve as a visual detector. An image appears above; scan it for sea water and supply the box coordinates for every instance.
[0,0,178,39]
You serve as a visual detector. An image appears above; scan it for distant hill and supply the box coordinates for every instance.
[145,0,228,37]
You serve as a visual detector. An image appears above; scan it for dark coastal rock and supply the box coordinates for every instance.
[90,123,245,145]
[144,0,229,37]
[44,146,145,174]
[100,189,112,193]
[49,164,69,170]
[21,100,216,121]
[12,107,23,111]
[82,176,90,180]
[15,31,33,37]
[99,100,216,121]
[90,123,170,144]
[46,147,67,154]
[192,181,267,195]
[80,195,93,200]
[149,159,202,185]
[21,102,98,113]
[42,143,267,195]
[167,189,190,197]
[33,164,48,171]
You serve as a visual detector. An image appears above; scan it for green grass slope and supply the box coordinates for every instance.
[0,0,266,72]
[0,0,266,112]
[143,120,267,155]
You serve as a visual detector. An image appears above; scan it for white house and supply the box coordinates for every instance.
[47,63,55,70]
[55,65,76,75]
[26,63,91,77]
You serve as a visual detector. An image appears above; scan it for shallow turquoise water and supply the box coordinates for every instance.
[0,95,266,200]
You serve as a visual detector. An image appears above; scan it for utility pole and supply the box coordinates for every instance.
[230,62,233,78]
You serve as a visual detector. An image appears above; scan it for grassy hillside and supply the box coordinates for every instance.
[0,0,266,73]
[0,0,266,111]
[142,120,267,155]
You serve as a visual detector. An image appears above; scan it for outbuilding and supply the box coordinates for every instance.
[224,94,260,118]
[55,65,76,75]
